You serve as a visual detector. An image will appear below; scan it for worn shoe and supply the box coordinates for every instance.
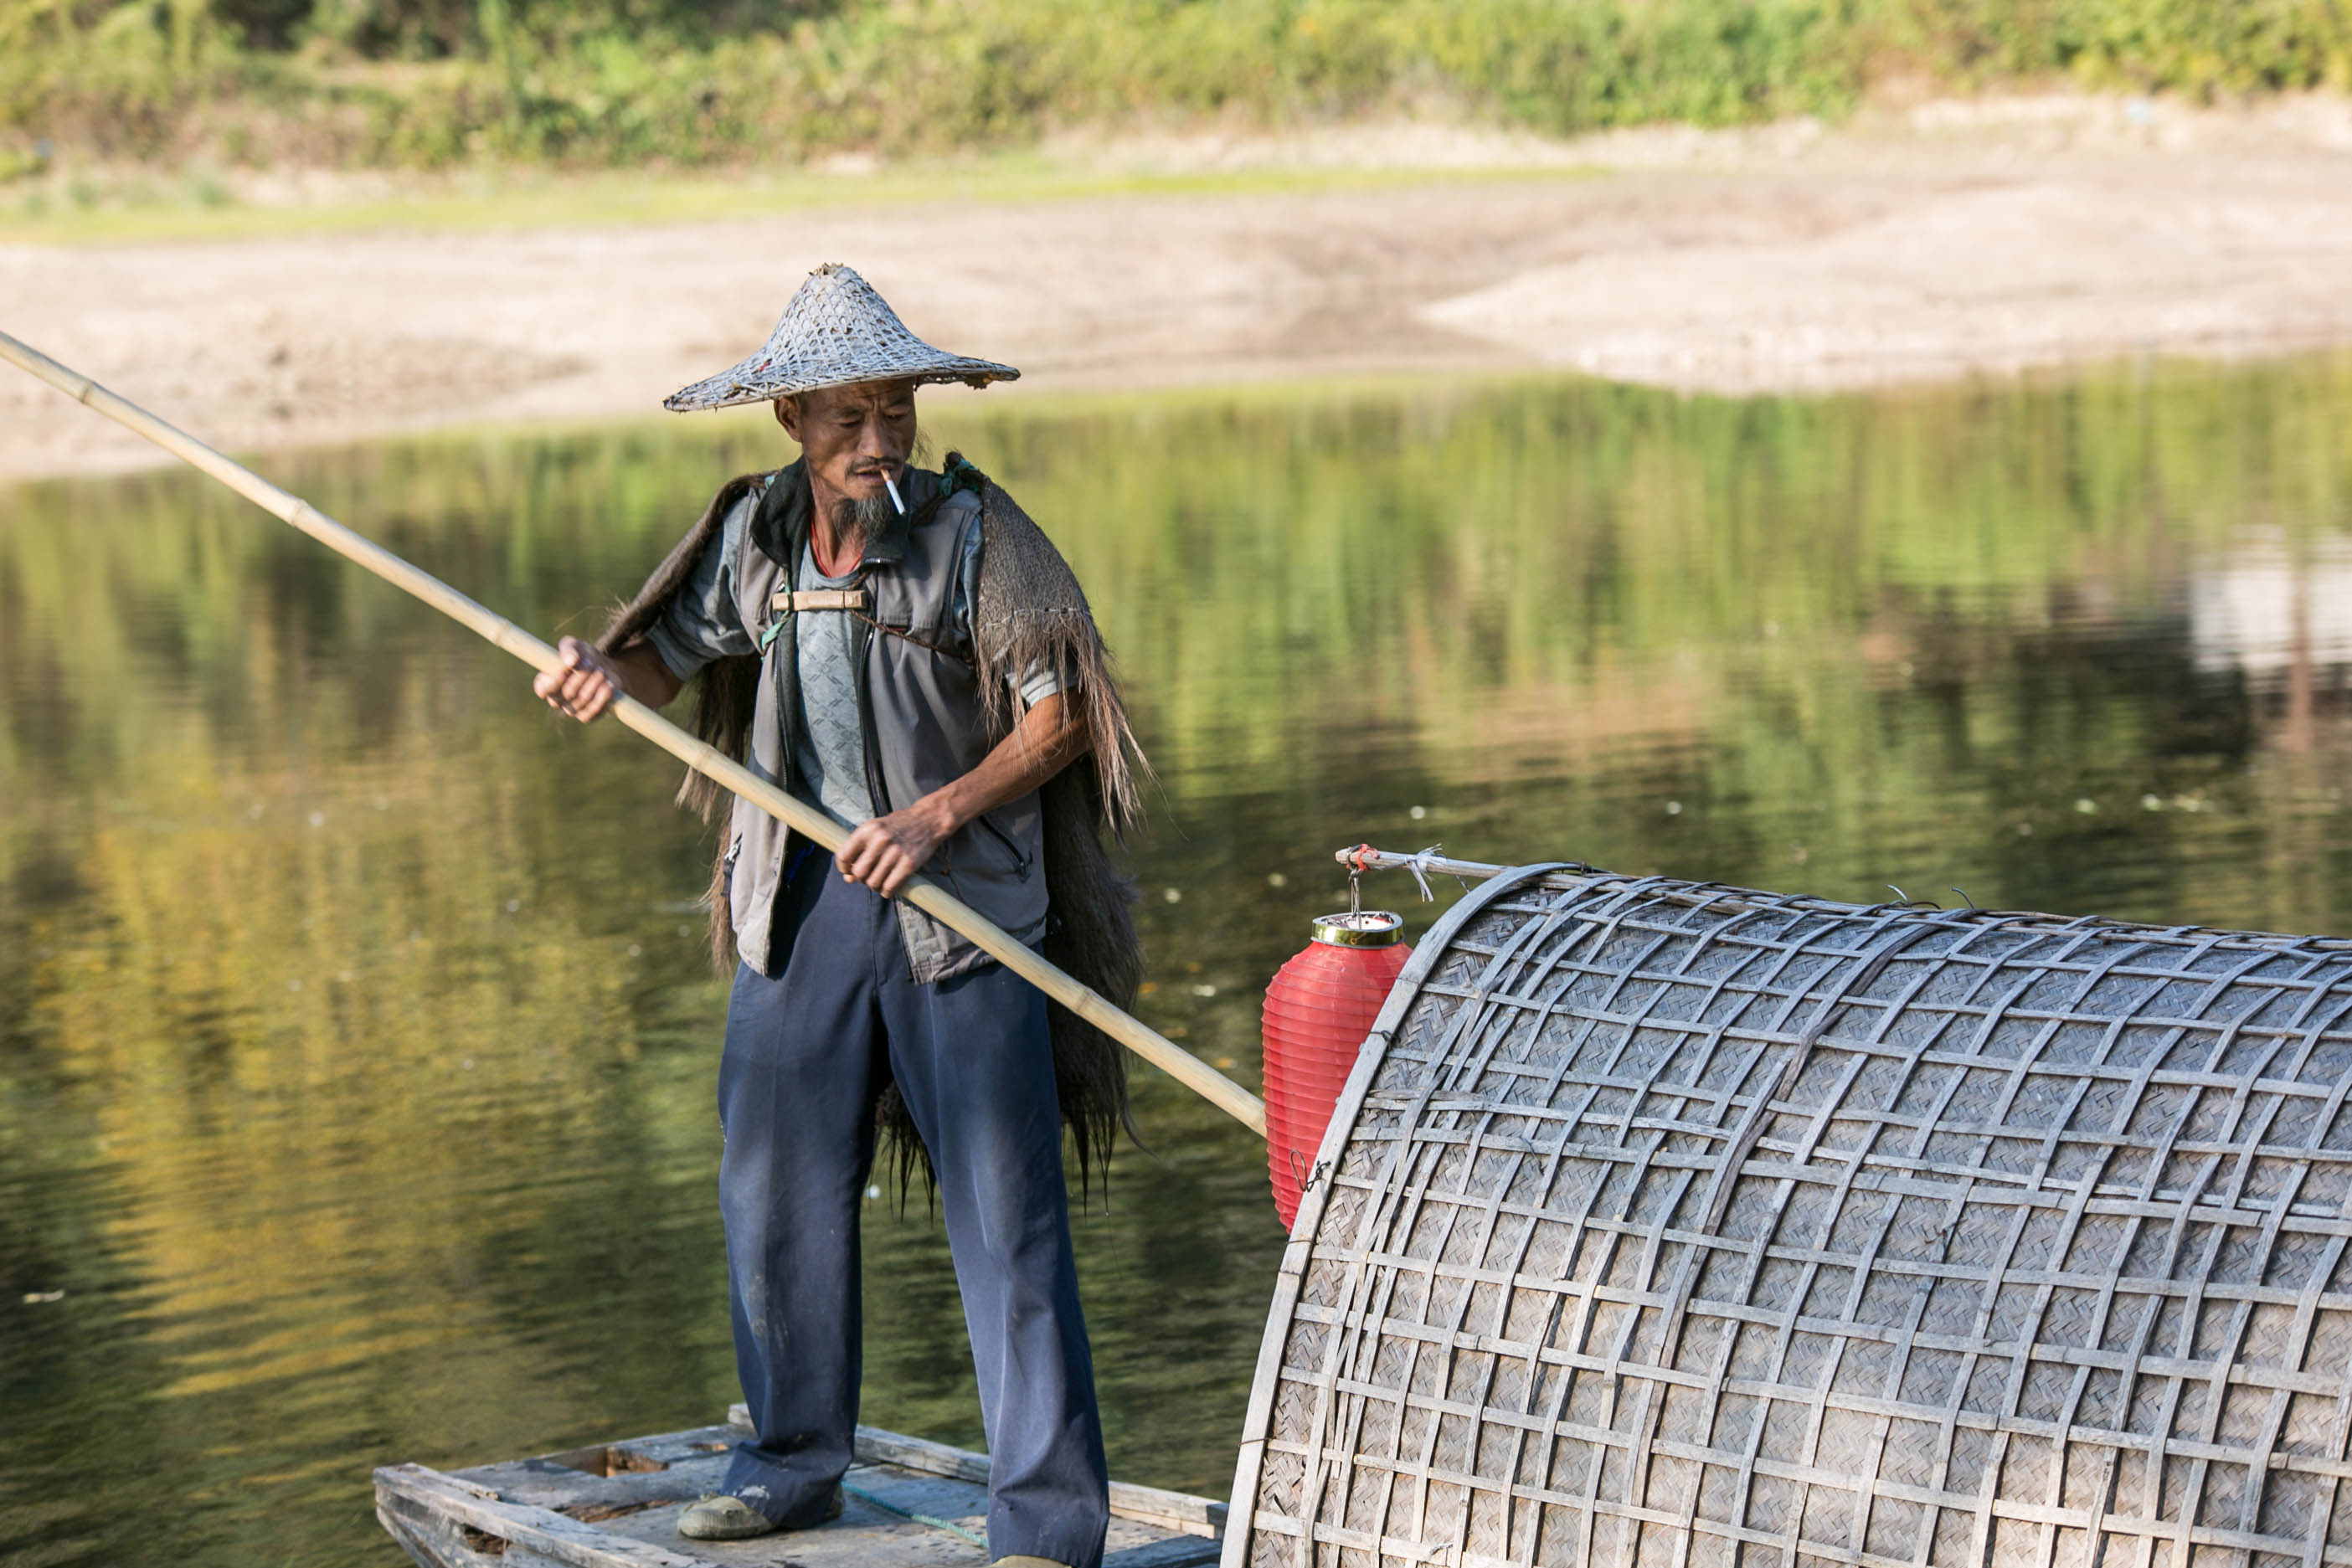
[678,1496,775,1541]
[678,1497,775,1541]
[991,1559,1073,1567]
[678,1488,843,1541]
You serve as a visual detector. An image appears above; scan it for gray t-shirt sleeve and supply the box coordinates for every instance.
[1017,663,1064,707]
[642,492,759,680]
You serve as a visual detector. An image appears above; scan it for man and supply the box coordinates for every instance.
[533,263,1144,1568]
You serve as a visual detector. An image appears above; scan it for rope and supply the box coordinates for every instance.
[1404,844,1444,902]
[840,1481,989,1550]
[1347,843,1469,902]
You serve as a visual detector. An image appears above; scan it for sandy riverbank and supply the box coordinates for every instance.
[6,93,2352,482]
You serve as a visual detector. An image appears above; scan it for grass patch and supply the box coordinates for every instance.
[0,153,1603,243]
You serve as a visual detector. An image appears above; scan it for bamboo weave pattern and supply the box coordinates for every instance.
[663,261,1018,411]
[1231,869,2352,1568]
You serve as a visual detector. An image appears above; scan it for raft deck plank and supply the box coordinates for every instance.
[374,1414,1223,1568]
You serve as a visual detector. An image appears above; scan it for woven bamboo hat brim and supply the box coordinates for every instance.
[664,262,1019,412]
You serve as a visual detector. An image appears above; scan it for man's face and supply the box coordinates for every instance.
[777,380,918,506]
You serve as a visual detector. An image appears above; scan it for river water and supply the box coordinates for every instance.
[4,357,2352,1565]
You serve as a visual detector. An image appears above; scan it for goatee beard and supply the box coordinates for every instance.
[829,491,893,555]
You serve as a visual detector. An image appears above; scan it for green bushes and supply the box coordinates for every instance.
[1863,0,2352,92]
[3,0,2349,171]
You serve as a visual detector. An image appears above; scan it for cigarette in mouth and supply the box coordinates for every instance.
[883,473,905,515]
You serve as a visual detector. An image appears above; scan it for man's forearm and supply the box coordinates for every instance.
[832,694,1089,895]
[534,635,682,723]
[605,638,686,709]
[917,693,1088,835]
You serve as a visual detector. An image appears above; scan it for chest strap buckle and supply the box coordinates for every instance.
[760,585,869,650]
[773,587,869,615]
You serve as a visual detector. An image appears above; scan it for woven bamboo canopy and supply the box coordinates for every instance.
[1227,861,2352,1568]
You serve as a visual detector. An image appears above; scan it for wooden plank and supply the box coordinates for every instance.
[852,1427,990,1485]
[455,1456,720,1523]
[378,1481,579,1568]
[594,1480,983,1566]
[728,1407,1226,1541]
[445,1425,736,1527]
[374,1464,713,1568]
[607,1427,738,1468]
[453,1426,737,1488]
[378,1491,503,1568]
[392,1417,1225,1567]
[851,1423,1222,1538]
[1104,1537,1224,1568]
[842,1463,993,1528]
[587,1472,1207,1568]
[1105,1480,1226,1541]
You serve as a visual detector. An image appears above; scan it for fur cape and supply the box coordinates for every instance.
[596,458,1145,1189]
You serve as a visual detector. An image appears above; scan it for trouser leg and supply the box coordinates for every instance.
[881,954,1110,1568]
[716,871,882,1525]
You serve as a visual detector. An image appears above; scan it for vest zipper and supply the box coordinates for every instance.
[975,814,1031,877]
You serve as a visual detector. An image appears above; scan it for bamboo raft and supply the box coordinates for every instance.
[375,1409,1224,1568]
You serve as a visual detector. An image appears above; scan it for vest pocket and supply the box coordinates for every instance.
[970,813,1032,880]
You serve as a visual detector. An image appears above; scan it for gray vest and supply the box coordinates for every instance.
[723,465,1047,982]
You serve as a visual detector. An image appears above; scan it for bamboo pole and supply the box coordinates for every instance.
[2,329,1267,1138]
[1336,845,1518,885]
[1338,843,1610,896]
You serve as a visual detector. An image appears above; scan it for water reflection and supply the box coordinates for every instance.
[3,355,2351,1565]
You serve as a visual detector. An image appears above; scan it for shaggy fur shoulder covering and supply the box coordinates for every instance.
[595,471,771,970]
[963,473,1150,1188]
[596,469,771,831]
[970,481,1149,837]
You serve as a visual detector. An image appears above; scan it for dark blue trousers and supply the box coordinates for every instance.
[716,866,1109,1568]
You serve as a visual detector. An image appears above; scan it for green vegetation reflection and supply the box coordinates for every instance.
[3,355,2352,1566]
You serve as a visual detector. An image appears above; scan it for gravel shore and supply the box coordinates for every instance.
[7,94,2351,481]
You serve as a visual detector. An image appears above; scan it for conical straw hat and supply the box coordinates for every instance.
[664,263,1019,412]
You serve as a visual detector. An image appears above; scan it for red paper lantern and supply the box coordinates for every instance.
[1261,911,1411,1227]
